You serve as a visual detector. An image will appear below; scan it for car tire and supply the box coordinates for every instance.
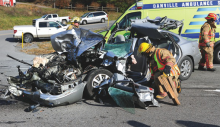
[84,69,113,99]
[214,45,220,64]
[23,34,33,43]
[62,20,67,25]
[101,18,105,23]
[178,56,193,81]
[82,20,87,25]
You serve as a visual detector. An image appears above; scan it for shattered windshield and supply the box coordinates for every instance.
[103,39,133,58]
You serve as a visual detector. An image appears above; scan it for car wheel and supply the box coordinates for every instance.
[82,20,87,25]
[178,56,193,81]
[24,34,33,43]
[84,69,113,99]
[214,46,220,64]
[62,20,67,25]
[101,18,105,23]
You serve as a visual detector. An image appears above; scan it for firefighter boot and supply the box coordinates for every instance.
[198,65,206,71]
[207,68,216,72]
[156,92,167,99]
[156,85,167,99]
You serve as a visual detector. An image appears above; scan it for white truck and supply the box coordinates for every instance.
[13,19,69,43]
[40,14,71,25]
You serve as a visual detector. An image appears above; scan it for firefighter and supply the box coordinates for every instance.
[66,17,80,30]
[198,13,217,71]
[137,43,180,99]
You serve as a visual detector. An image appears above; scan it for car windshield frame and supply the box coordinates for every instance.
[81,13,89,18]
[56,21,65,26]
[41,15,47,18]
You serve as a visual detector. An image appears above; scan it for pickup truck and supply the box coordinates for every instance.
[13,19,69,43]
[40,14,71,25]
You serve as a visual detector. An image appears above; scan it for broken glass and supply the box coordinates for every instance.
[108,87,135,114]
[103,39,132,58]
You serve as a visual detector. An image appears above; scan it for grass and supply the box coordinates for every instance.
[0,4,122,30]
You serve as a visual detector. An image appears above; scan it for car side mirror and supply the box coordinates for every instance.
[45,16,48,20]
[57,26,61,28]
[116,23,119,29]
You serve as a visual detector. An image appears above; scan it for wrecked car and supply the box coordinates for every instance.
[6,28,106,107]
[4,16,201,110]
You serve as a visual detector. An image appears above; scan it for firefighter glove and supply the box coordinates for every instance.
[206,42,210,47]
[163,65,171,75]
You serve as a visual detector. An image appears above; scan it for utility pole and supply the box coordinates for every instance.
[53,0,56,8]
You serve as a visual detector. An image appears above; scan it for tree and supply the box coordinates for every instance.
[56,0,70,9]
[110,0,134,12]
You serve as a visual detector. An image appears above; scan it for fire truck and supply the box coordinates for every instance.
[0,0,16,7]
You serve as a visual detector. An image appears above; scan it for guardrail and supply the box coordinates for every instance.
[65,5,119,12]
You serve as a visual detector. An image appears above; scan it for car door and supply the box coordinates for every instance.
[52,14,58,21]
[93,12,99,22]
[37,22,49,37]
[48,21,66,36]
[86,13,95,23]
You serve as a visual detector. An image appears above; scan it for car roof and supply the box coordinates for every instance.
[130,16,183,39]
[89,11,107,14]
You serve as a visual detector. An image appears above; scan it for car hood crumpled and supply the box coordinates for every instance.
[50,28,104,59]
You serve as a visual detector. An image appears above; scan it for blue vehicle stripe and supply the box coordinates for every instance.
[197,8,217,11]
[185,29,200,33]
[181,33,219,38]
[130,1,220,10]
[193,14,207,18]
[189,21,206,25]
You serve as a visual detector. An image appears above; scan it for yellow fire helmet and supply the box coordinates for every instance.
[71,17,80,24]
[137,42,153,56]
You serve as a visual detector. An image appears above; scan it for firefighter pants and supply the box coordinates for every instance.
[199,46,214,69]
[153,72,179,95]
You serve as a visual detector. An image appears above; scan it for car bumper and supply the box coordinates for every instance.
[13,35,21,39]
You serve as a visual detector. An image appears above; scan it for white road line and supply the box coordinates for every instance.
[204,89,220,92]
[0,33,12,36]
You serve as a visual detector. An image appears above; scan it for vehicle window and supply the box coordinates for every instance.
[39,22,48,28]
[100,12,105,15]
[88,14,94,18]
[32,20,36,26]
[53,14,57,18]
[93,13,99,17]
[49,22,60,27]
[81,13,89,18]
[41,15,47,18]
[48,15,52,18]
[170,34,180,43]
[104,39,133,57]
[118,12,141,29]
[56,21,64,26]
[94,12,105,16]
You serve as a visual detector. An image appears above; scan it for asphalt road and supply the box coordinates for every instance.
[0,25,220,127]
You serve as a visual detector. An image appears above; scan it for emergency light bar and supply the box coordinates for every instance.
[136,1,143,9]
